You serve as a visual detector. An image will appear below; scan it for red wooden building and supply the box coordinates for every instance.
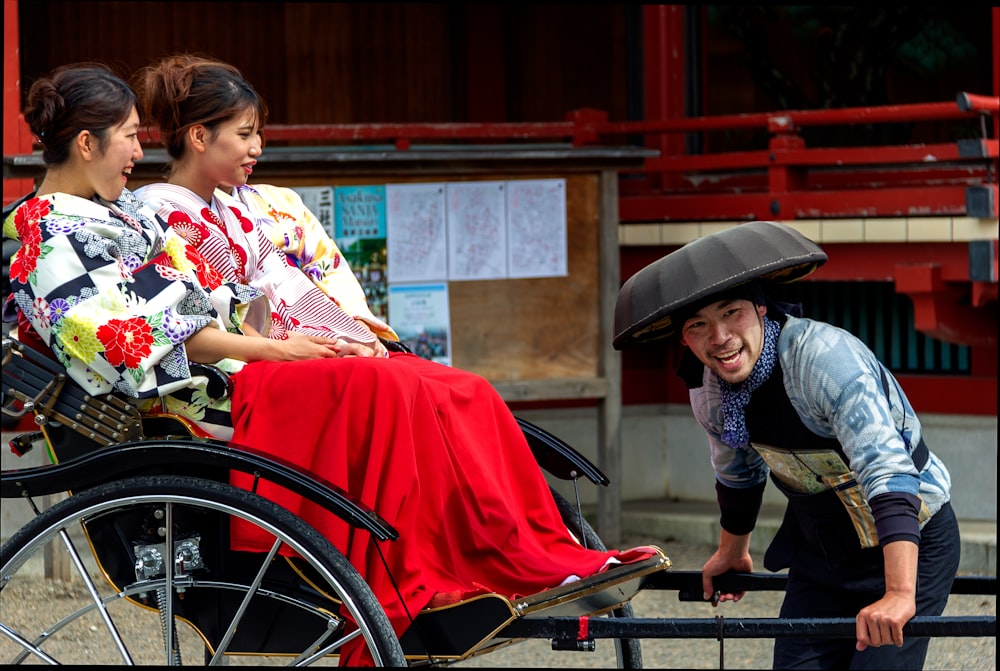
[4,2,998,415]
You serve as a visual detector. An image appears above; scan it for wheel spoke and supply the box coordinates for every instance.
[0,621,60,664]
[162,502,177,666]
[294,626,362,666]
[59,526,135,665]
[208,537,283,665]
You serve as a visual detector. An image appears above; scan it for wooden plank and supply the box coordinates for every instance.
[491,377,607,402]
[597,169,623,546]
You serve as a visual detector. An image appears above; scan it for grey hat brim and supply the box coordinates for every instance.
[613,221,827,349]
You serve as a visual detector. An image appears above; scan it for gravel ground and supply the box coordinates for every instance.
[1,535,993,668]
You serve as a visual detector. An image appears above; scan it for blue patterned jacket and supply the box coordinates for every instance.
[689,315,952,539]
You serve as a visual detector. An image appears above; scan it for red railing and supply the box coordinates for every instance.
[141,121,582,149]
[598,95,998,221]
[248,93,998,222]
[242,92,998,147]
[16,92,1000,222]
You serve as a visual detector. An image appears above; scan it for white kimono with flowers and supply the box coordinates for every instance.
[4,188,267,438]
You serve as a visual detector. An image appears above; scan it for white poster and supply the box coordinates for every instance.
[446,181,507,281]
[506,178,568,278]
[386,183,448,283]
[289,185,336,238]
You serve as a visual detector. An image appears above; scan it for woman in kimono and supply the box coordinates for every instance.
[8,63,647,664]
[2,63,316,436]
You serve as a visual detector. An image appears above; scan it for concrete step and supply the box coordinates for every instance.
[620,498,997,577]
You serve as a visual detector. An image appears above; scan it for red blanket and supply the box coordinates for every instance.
[228,353,631,664]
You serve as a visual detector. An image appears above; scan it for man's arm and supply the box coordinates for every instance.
[855,539,918,650]
[701,478,766,604]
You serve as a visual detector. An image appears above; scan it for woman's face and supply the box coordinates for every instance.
[204,109,262,190]
[93,107,143,201]
[680,298,768,385]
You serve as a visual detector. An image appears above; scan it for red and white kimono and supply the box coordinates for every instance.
[136,183,377,344]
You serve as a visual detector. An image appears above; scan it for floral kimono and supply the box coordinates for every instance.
[229,183,397,341]
[135,183,378,344]
[4,188,266,438]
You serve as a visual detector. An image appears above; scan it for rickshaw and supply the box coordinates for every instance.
[2,220,994,667]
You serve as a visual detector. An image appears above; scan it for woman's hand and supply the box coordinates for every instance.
[188,325,387,363]
[330,338,385,358]
[186,326,340,363]
[269,335,342,360]
[278,332,384,358]
[292,319,385,357]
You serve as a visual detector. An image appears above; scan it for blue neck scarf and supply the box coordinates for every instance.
[718,315,781,448]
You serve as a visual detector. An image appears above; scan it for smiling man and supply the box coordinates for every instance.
[614,221,961,671]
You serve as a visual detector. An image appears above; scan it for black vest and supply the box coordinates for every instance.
[746,359,882,571]
[745,358,845,457]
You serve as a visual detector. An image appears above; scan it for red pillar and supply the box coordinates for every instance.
[993,7,999,141]
[642,5,688,190]
[4,0,33,205]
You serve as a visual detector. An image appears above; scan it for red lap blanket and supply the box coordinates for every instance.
[228,353,647,665]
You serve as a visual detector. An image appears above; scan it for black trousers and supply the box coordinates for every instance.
[772,502,961,670]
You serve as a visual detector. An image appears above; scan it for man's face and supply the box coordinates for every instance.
[679,298,767,385]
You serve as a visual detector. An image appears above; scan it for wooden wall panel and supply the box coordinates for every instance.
[279,3,456,124]
[20,1,292,119]
[16,1,627,126]
[504,5,630,122]
[448,174,599,381]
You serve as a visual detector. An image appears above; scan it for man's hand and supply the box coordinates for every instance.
[855,590,916,650]
[701,529,754,606]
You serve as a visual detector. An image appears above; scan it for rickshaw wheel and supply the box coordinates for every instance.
[0,475,406,666]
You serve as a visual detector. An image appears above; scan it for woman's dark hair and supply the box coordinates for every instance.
[23,63,137,166]
[135,54,268,161]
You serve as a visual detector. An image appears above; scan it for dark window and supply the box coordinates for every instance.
[772,281,970,375]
